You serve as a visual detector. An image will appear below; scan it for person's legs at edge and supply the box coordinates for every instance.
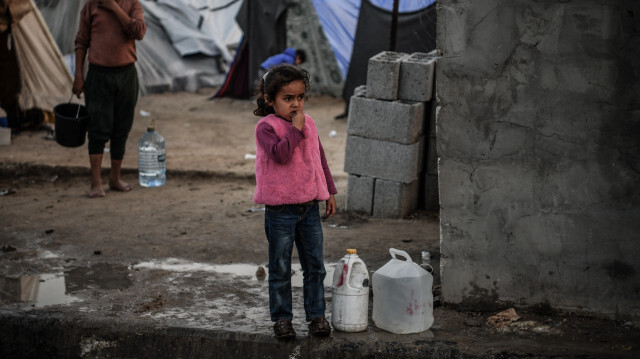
[85,65,113,198]
[108,65,138,192]
[89,153,105,197]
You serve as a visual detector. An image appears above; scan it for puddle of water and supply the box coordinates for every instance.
[0,263,131,307]
[134,258,337,287]
[0,273,81,307]
[65,263,132,293]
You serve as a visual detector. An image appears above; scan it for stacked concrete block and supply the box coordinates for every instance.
[348,90,425,145]
[345,50,437,218]
[366,51,408,100]
[398,51,437,102]
[345,174,375,213]
[344,135,424,184]
[373,178,420,218]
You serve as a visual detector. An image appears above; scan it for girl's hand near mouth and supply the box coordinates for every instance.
[291,110,305,131]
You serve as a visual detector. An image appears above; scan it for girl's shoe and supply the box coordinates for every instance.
[308,316,331,337]
[273,319,296,340]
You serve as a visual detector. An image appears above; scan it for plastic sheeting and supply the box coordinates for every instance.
[286,0,343,97]
[33,0,86,55]
[35,0,243,94]
[9,0,74,112]
[342,0,436,106]
[311,0,435,78]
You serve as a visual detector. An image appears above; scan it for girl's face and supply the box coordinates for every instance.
[266,80,306,121]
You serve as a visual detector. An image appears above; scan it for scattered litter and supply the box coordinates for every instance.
[244,153,256,160]
[2,244,17,252]
[328,224,348,229]
[49,175,59,183]
[44,131,56,141]
[497,320,563,335]
[329,130,337,138]
[487,308,520,328]
[0,189,16,196]
[139,110,151,117]
[255,266,266,280]
[247,207,265,212]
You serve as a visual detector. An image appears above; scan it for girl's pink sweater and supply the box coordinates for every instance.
[254,114,330,205]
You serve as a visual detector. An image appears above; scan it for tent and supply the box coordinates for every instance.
[213,0,344,99]
[34,0,244,95]
[213,0,436,100]
[0,0,73,128]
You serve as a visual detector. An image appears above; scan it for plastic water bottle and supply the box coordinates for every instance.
[138,119,166,187]
[331,249,369,332]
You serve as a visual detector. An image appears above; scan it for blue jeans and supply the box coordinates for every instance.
[264,201,326,322]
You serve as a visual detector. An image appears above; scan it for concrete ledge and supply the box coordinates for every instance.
[0,311,458,359]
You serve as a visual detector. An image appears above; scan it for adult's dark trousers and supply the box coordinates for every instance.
[84,63,139,160]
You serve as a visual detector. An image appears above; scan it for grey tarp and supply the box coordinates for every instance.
[235,0,290,93]
[34,0,243,94]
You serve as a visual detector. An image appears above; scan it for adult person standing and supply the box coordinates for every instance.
[73,0,146,198]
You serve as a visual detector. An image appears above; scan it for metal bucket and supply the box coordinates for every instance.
[54,102,88,148]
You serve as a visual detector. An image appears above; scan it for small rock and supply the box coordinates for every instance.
[2,244,17,252]
[256,266,266,280]
[94,250,102,255]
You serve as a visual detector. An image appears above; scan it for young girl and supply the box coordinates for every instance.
[253,64,337,339]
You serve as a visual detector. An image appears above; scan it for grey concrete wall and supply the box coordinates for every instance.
[436,0,640,318]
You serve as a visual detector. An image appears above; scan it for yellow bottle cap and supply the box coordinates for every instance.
[347,249,357,254]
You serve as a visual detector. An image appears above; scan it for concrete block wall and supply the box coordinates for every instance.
[437,0,640,319]
[345,51,438,218]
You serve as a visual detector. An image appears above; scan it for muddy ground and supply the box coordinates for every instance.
[1,90,638,358]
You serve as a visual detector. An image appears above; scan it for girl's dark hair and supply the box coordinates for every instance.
[254,64,310,117]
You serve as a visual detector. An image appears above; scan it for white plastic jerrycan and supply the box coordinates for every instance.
[372,248,434,334]
[331,249,370,332]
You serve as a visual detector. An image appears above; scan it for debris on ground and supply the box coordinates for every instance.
[0,189,16,196]
[256,266,266,280]
[2,244,17,252]
[487,308,520,328]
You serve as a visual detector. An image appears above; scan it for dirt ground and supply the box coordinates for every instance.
[0,89,439,270]
[1,90,638,358]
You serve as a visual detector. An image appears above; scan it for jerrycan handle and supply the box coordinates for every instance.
[389,248,413,263]
[344,256,366,291]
